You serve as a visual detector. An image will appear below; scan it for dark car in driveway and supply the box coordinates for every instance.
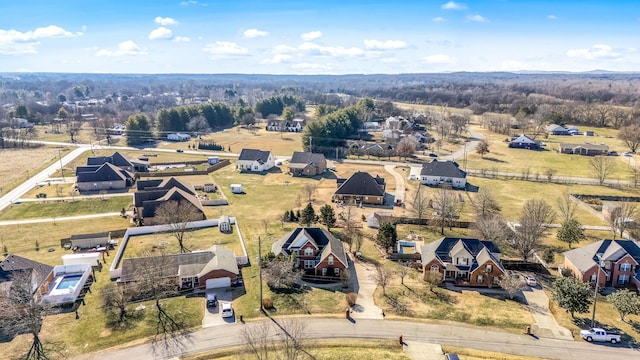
[206,293,218,307]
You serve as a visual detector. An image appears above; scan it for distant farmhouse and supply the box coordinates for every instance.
[546,124,570,136]
[236,148,275,172]
[509,135,543,150]
[266,119,304,132]
[288,151,326,176]
[559,143,609,156]
[419,160,467,189]
[167,133,192,141]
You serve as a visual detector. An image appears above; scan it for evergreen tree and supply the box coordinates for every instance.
[552,276,592,318]
[299,202,316,227]
[557,218,585,249]
[376,222,397,253]
[319,204,337,230]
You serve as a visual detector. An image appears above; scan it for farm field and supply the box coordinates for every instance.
[0,146,70,195]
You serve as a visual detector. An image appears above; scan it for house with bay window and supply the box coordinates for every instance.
[271,227,348,278]
[562,239,640,289]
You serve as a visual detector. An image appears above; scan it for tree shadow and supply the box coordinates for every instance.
[483,157,507,163]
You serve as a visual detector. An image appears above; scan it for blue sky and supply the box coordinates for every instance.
[1,0,639,74]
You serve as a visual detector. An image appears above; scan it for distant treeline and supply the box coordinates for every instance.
[156,103,235,132]
[254,95,305,117]
[197,141,224,151]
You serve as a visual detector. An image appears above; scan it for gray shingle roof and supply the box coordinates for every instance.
[420,160,467,178]
[238,149,271,164]
[334,172,385,197]
[289,151,325,166]
[272,228,348,269]
[421,237,504,273]
[76,162,133,183]
[563,239,640,274]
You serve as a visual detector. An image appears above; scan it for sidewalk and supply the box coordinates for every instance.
[403,341,445,360]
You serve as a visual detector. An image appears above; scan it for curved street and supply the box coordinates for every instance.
[78,317,640,360]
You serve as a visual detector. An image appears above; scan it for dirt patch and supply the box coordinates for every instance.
[0,147,62,193]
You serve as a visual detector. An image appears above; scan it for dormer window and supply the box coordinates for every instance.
[328,256,334,266]
[620,263,631,272]
[304,247,313,256]
[486,265,492,272]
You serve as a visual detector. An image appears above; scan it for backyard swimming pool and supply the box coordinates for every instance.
[51,274,83,294]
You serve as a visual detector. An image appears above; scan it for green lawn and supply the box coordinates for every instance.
[0,197,133,220]
[123,227,243,258]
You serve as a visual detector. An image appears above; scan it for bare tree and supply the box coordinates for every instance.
[473,187,501,218]
[241,321,273,360]
[432,185,463,235]
[241,319,307,360]
[396,261,413,285]
[473,214,513,243]
[263,257,302,289]
[590,156,615,186]
[277,318,307,360]
[375,265,392,296]
[618,123,640,153]
[475,139,490,158]
[412,185,429,223]
[154,200,204,253]
[302,183,317,202]
[557,192,579,223]
[499,274,524,300]
[395,136,418,160]
[187,115,211,136]
[101,282,135,327]
[423,270,443,293]
[608,202,637,240]
[509,199,556,261]
[0,271,54,360]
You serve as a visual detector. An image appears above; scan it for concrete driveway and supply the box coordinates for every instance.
[349,258,384,319]
[384,165,407,202]
[521,285,574,340]
[202,289,235,328]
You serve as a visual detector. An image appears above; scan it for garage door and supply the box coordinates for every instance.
[206,277,231,289]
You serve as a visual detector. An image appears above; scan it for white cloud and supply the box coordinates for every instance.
[174,36,191,42]
[432,17,446,22]
[149,27,173,40]
[203,41,249,57]
[467,14,489,23]
[547,15,557,20]
[380,57,399,63]
[364,39,407,50]
[243,28,269,38]
[0,25,81,55]
[423,54,452,64]
[442,1,467,10]
[155,17,178,26]
[272,44,297,54]
[260,54,292,64]
[180,0,197,5]
[95,40,146,57]
[566,44,621,60]
[301,31,322,41]
[298,42,364,57]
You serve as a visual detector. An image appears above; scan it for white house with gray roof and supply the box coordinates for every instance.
[419,160,467,189]
[236,148,275,172]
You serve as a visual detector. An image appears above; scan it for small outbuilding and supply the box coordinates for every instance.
[208,157,219,165]
[219,215,232,233]
[230,184,243,194]
[203,183,216,193]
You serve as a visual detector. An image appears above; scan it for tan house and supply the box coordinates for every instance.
[421,237,505,287]
[563,239,640,288]
[288,151,327,176]
[559,143,609,156]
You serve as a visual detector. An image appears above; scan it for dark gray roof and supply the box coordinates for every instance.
[87,151,147,168]
[70,232,111,240]
[135,187,205,219]
[238,148,271,164]
[421,237,504,273]
[272,228,348,269]
[420,160,467,178]
[289,151,325,166]
[137,177,195,195]
[76,162,133,183]
[0,255,53,289]
[334,172,385,197]
[559,143,609,151]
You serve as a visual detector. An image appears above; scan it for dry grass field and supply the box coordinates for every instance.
[122,227,243,258]
[0,146,68,195]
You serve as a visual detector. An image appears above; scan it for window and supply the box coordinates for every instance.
[292,249,299,256]
[590,274,597,283]
[477,275,484,283]
[620,263,632,272]
[618,274,630,285]
[334,268,340,276]
[328,256,334,266]
[304,247,313,256]
[304,260,314,269]
[430,265,439,272]
[322,268,327,276]
[486,265,492,272]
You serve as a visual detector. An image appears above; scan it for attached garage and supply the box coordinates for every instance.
[206,277,231,289]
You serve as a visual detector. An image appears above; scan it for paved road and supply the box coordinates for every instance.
[0,146,90,212]
[78,317,639,360]
[0,212,121,226]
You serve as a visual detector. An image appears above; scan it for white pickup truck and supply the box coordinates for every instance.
[580,328,621,343]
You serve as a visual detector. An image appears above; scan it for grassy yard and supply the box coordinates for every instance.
[0,197,133,220]
[184,339,411,360]
[375,262,534,334]
[441,346,545,360]
[122,227,243,258]
[0,146,72,195]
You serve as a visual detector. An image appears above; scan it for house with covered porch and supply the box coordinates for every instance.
[421,237,505,287]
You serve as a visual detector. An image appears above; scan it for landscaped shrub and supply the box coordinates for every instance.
[262,298,274,309]
[197,141,223,151]
[345,292,358,306]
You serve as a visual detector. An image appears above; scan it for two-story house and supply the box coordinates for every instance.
[236,148,275,172]
[271,228,348,278]
[563,239,640,288]
[421,237,505,287]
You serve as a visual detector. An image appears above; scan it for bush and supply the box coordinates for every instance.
[262,298,274,309]
[345,292,358,306]
[542,248,555,264]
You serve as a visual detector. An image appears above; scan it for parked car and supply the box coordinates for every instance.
[608,151,618,156]
[176,149,184,153]
[428,153,438,158]
[580,328,621,343]
[623,152,631,157]
[221,302,234,318]
[206,293,218,308]
[445,354,460,360]
[524,275,537,287]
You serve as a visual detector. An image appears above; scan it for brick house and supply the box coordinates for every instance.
[563,239,640,289]
[333,171,386,206]
[271,228,348,278]
[421,237,505,287]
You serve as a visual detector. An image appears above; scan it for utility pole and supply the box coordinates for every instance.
[591,260,603,328]
[308,136,312,152]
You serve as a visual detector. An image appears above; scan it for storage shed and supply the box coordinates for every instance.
[230,184,243,194]
[219,215,232,233]
[208,156,219,165]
